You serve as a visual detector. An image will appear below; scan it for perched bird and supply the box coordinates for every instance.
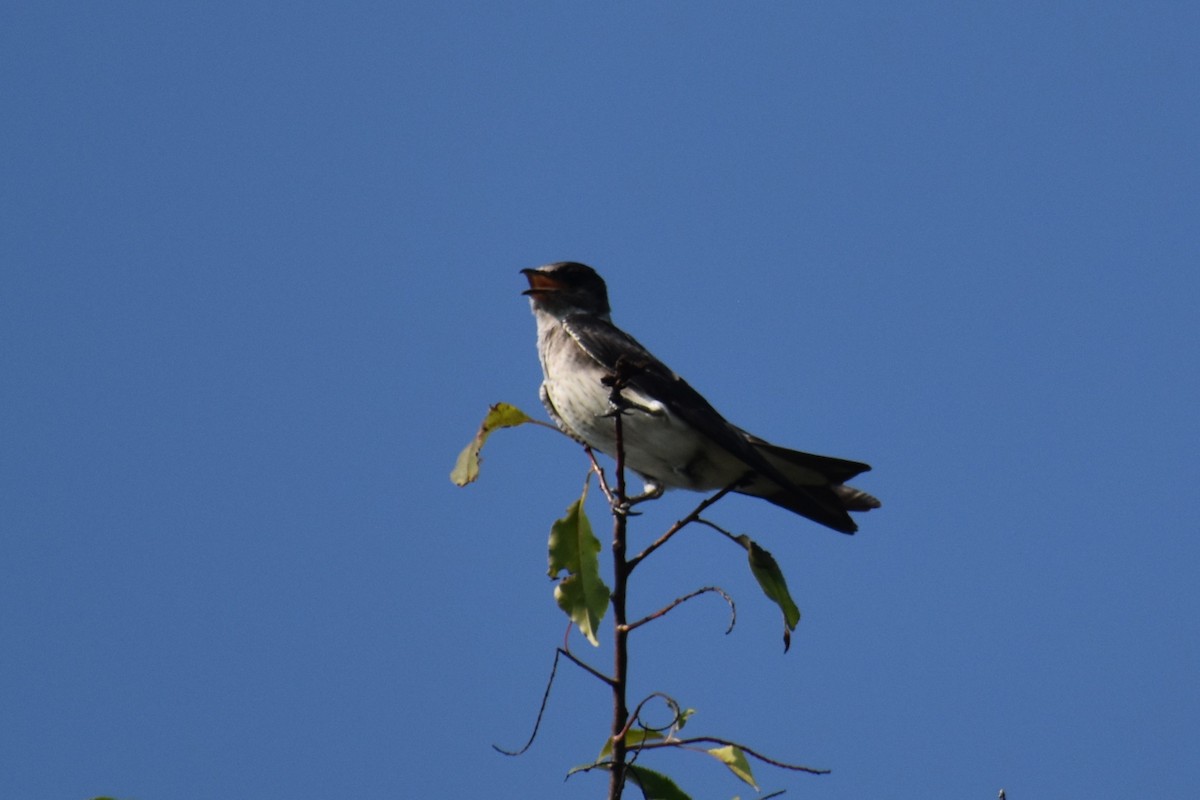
[521,261,880,534]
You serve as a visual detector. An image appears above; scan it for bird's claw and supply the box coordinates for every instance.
[608,483,664,516]
[601,396,656,418]
[612,501,642,517]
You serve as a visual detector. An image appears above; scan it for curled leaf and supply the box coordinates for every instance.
[450,403,534,486]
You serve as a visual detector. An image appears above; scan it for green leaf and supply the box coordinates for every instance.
[450,402,534,486]
[565,762,691,800]
[625,765,692,800]
[547,485,610,645]
[706,745,758,790]
[737,534,801,652]
[675,707,695,731]
[598,726,664,758]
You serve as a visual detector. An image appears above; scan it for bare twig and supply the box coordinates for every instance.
[625,586,736,635]
[492,648,566,757]
[694,517,743,544]
[626,481,740,572]
[560,645,615,687]
[624,691,687,737]
[493,643,619,757]
[585,446,617,507]
[529,417,571,433]
[636,736,830,775]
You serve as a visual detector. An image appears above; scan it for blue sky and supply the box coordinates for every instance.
[3,2,1198,798]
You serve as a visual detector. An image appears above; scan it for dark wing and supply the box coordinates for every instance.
[746,434,873,484]
[560,314,792,486]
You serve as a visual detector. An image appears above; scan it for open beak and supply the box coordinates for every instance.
[520,268,565,295]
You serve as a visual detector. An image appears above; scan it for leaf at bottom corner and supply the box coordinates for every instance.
[565,762,690,800]
[625,764,692,800]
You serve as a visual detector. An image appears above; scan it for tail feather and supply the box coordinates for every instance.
[835,484,881,511]
[748,437,872,484]
[743,483,861,534]
[739,435,881,534]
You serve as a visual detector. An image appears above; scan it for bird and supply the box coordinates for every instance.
[521,261,880,534]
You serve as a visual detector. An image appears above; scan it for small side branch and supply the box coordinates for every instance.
[625,586,736,635]
[627,481,740,572]
[638,736,831,776]
[694,517,742,544]
[560,645,616,687]
[493,647,613,757]
[492,648,565,756]
[585,446,616,507]
[623,691,688,738]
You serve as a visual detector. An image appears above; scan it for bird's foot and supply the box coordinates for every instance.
[601,395,658,418]
[612,502,642,517]
[609,483,664,516]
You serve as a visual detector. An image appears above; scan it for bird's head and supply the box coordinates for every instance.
[521,262,611,318]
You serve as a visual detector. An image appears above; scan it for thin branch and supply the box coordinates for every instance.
[607,376,631,800]
[564,759,614,780]
[584,446,617,507]
[625,586,736,635]
[626,481,740,572]
[492,648,566,756]
[636,736,831,775]
[694,517,743,545]
[624,691,686,737]
[559,644,616,687]
[528,417,572,434]
[492,643,620,757]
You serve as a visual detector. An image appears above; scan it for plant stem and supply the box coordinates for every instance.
[608,406,629,800]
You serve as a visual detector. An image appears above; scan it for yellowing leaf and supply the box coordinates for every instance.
[598,726,664,759]
[547,485,610,646]
[706,745,757,790]
[676,707,695,731]
[450,403,534,486]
